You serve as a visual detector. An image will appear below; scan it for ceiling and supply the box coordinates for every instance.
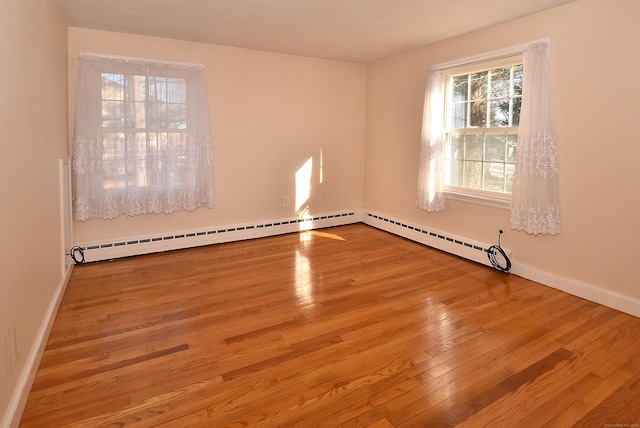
[58,0,578,63]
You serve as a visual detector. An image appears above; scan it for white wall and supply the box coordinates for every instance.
[4,0,639,423]
[68,29,367,244]
[365,0,640,304]
[0,0,69,425]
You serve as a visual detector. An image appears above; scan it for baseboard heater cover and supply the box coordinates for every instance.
[74,209,362,263]
[363,211,509,269]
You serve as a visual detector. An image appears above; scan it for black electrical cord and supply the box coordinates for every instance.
[70,246,85,264]
[487,230,511,273]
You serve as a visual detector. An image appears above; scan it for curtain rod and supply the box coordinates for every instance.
[79,52,205,71]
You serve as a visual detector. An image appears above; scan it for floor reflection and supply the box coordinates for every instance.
[294,249,314,306]
[294,230,345,307]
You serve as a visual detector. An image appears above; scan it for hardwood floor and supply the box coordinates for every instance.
[20,224,640,427]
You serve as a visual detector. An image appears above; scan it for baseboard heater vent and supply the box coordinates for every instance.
[363,211,508,269]
[75,210,361,263]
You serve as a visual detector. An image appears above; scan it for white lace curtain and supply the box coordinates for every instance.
[416,41,560,234]
[73,54,214,221]
[511,42,560,234]
[416,69,445,212]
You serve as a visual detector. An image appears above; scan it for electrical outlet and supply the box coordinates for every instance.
[281,195,290,208]
[5,323,18,376]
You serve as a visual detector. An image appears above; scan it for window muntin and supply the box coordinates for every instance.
[444,62,523,197]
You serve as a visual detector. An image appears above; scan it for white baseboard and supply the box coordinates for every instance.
[363,210,504,269]
[3,264,74,428]
[511,263,640,318]
[75,209,364,263]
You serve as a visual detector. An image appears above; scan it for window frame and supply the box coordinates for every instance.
[426,38,551,210]
[440,55,523,209]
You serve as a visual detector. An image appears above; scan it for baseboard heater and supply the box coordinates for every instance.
[363,211,509,269]
[74,208,509,270]
[74,210,362,263]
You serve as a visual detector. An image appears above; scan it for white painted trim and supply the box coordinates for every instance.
[59,158,73,278]
[76,209,365,263]
[444,189,511,210]
[3,264,74,428]
[430,37,551,71]
[363,210,509,269]
[511,263,640,319]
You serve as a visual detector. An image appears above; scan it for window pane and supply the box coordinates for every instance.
[489,99,510,127]
[483,162,505,192]
[485,133,505,161]
[127,133,143,162]
[101,133,120,163]
[464,134,483,160]
[463,161,482,189]
[452,75,468,102]
[451,103,466,128]
[102,100,124,128]
[167,104,187,130]
[469,101,486,127]
[506,133,518,163]
[490,67,510,98]
[102,73,124,100]
[125,101,146,128]
[149,76,167,102]
[170,133,190,186]
[148,103,168,128]
[167,131,188,149]
[446,132,464,159]
[131,159,147,187]
[446,159,463,186]
[512,96,522,126]
[513,64,523,96]
[168,78,187,103]
[146,132,164,153]
[505,163,515,193]
[470,71,487,100]
[109,134,129,189]
[129,75,146,101]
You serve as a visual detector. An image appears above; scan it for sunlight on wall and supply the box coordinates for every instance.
[295,157,313,212]
[298,207,314,231]
[294,153,332,232]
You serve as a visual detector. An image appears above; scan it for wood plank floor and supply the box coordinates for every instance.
[20,224,640,427]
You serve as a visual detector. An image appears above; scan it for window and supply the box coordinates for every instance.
[418,40,560,233]
[73,54,214,221]
[100,72,189,190]
[443,59,523,203]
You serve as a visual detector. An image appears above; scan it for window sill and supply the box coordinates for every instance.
[444,187,511,210]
